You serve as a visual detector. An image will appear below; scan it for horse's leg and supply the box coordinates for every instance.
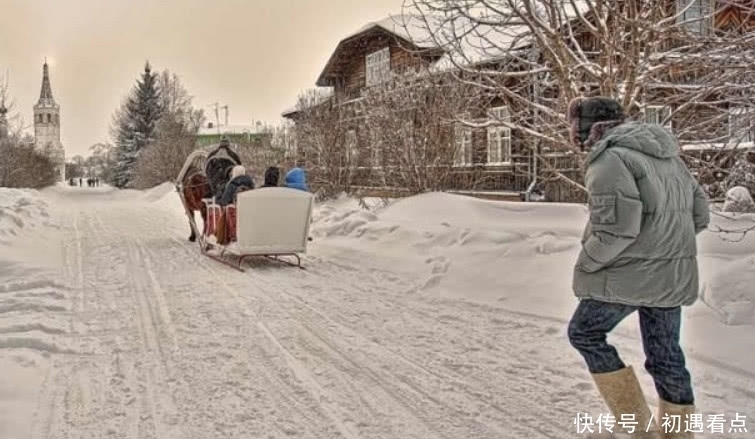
[200,203,208,236]
[188,210,197,242]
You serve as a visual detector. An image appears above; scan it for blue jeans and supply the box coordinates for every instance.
[568,299,694,405]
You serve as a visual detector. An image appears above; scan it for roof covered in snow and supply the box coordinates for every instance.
[281,88,334,119]
[315,4,593,86]
[198,124,258,136]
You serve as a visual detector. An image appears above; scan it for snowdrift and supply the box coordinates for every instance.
[142,181,177,203]
[313,192,755,329]
[0,188,54,245]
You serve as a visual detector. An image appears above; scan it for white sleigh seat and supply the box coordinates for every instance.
[228,187,314,256]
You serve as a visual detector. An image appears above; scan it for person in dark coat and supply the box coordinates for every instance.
[205,136,242,198]
[284,167,309,192]
[565,96,709,439]
[218,165,254,206]
[261,166,280,188]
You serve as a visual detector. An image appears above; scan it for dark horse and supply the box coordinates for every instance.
[177,139,240,243]
[180,166,211,242]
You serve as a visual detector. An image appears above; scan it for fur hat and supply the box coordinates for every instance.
[263,166,280,187]
[230,165,246,179]
[568,96,626,149]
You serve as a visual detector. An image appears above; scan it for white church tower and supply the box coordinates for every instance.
[34,60,66,181]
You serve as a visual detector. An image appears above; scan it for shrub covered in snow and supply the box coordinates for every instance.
[723,186,755,213]
[723,151,755,200]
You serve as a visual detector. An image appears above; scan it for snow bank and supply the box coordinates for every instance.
[696,213,755,326]
[142,182,177,203]
[310,192,755,372]
[0,188,54,245]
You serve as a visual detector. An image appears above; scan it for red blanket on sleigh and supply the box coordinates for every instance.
[204,204,238,244]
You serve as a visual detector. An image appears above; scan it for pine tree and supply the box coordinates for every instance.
[112,62,162,188]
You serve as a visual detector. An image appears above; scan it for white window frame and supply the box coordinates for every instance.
[454,123,473,166]
[402,120,419,160]
[487,106,512,165]
[728,107,755,143]
[345,129,358,164]
[366,47,391,87]
[676,0,712,35]
[369,128,382,169]
[644,105,673,130]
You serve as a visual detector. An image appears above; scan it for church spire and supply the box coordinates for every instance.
[37,60,55,106]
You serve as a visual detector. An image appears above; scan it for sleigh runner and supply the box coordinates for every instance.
[175,142,313,271]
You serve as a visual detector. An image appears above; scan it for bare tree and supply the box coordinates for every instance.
[402,0,755,195]
[291,89,355,197]
[358,70,483,193]
[0,75,57,188]
[234,124,291,184]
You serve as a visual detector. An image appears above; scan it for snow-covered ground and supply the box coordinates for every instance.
[1,183,753,438]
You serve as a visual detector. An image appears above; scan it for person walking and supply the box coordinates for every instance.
[565,96,710,439]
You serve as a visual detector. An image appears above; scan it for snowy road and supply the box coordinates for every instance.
[3,186,754,439]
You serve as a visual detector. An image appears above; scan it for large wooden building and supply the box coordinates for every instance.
[285,2,755,201]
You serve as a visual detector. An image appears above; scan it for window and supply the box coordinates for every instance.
[402,120,421,161]
[287,132,298,159]
[487,106,512,165]
[454,124,472,166]
[676,0,712,35]
[345,129,358,164]
[366,47,391,87]
[368,129,382,168]
[728,107,755,143]
[644,105,673,130]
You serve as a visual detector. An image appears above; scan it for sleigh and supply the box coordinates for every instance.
[175,144,313,271]
[201,188,314,270]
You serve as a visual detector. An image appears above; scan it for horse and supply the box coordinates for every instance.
[180,166,212,242]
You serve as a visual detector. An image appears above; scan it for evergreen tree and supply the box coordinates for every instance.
[112,62,162,188]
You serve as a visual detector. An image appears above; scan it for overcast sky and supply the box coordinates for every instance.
[0,0,404,157]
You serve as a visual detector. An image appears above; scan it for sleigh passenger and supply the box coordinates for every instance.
[218,165,254,207]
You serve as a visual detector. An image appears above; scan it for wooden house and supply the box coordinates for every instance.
[284,3,755,201]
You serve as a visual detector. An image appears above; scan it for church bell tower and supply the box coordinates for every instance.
[33,60,66,181]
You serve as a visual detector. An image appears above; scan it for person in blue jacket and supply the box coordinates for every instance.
[284,167,309,192]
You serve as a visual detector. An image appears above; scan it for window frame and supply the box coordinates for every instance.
[676,0,712,35]
[365,47,391,87]
[644,105,673,130]
[728,107,755,143]
[486,106,512,165]
[345,129,358,165]
[453,123,473,167]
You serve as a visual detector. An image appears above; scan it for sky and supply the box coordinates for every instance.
[0,0,405,158]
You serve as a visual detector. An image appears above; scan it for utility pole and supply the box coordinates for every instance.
[207,102,220,134]
[222,105,228,128]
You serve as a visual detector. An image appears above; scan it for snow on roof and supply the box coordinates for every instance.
[198,124,257,136]
[342,15,438,49]
[335,3,594,74]
[281,88,334,118]
[426,2,593,71]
